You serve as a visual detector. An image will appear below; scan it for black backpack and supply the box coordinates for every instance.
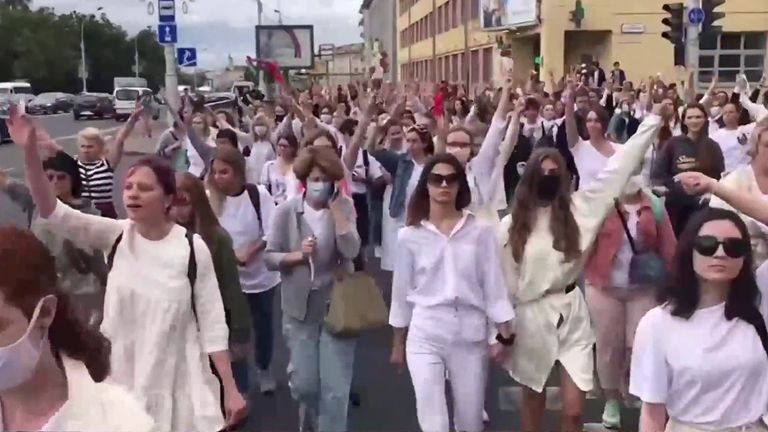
[244,183,264,233]
[106,230,199,328]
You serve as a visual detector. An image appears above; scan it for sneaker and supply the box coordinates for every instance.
[482,409,489,423]
[257,369,277,395]
[299,404,316,432]
[601,399,622,430]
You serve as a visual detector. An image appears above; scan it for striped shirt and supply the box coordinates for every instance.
[76,158,115,204]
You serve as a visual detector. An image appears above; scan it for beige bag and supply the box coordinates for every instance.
[325,272,389,338]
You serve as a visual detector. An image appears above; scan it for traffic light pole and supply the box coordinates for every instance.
[686,0,701,87]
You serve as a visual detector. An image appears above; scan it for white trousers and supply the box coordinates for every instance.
[406,330,489,432]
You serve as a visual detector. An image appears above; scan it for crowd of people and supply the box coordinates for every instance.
[1,58,768,432]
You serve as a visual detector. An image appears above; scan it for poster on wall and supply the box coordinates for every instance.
[480,0,538,30]
[255,25,315,69]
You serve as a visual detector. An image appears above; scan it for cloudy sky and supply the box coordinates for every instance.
[34,0,363,69]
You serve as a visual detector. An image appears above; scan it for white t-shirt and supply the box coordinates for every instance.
[302,204,332,291]
[710,126,754,175]
[261,160,300,205]
[611,203,640,288]
[340,145,384,195]
[218,186,280,293]
[630,271,768,429]
[245,140,276,186]
[572,139,622,190]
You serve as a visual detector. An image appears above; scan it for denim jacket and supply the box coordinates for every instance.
[388,155,415,219]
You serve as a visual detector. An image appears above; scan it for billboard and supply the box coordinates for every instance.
[255,25,315,69]
[480,0,537,30]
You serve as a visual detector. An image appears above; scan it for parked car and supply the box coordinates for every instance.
[73,93,115,120]
[26,92,74,115]
[0,97,9,144]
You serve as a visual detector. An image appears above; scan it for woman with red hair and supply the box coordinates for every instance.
[0,227,153,431]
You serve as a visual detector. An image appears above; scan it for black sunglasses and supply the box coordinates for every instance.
[427,173,461,187]
[693,235,749,259]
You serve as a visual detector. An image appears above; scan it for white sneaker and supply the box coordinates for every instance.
[482,409,489,423]
[257,369,277,394]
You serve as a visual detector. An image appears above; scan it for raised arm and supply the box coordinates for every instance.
[563,76,580,149]
[7,107,123,251]
[678,170,768,226]
[106,106,142,168]
[573,111,664,249]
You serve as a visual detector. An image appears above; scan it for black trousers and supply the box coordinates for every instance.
[352,193,370,272]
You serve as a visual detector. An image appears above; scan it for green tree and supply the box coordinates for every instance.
[0,6,166,93]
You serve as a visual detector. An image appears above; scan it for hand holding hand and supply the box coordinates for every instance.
[489,343,507,365]
[222,386,248,430]
[390,343,406,374]
[675,172,717,196]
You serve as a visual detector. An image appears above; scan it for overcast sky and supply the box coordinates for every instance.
[33,0,363,69]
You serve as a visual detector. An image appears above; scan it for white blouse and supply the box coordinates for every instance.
[389,213,515,342]
[0,356,154,432]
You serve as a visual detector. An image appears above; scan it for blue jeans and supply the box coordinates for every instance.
[231,286,278,394]
[283,290,357,432]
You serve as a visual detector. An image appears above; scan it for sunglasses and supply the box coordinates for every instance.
[46,172,69,182]
[427,173,460,187]
[446,141,472,149]
[693,235,749,259]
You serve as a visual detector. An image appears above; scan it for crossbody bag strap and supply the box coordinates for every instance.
[614,200,638,254]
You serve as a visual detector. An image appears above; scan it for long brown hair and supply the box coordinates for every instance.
[681,103,721,176]
[510,148,581,263]
[176,172,222,250]
[208,145,247,216]
[406,153,471,226]
[0,227,111,381]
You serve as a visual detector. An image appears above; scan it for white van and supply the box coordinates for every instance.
[112,87,159,121]
[0,82,33,96]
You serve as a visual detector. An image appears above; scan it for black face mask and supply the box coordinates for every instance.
[536,174,560,201]
[275,114,286,123]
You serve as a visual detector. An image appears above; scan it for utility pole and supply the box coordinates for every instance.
[79,7,103,93]
[685,0,701,83]
[256,0,265,96]
[134,37,140,78]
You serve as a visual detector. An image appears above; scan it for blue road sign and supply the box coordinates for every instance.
[158,23,178,44]
[688,7,705,25]
[177,48,198,67]
[158,0,176,23]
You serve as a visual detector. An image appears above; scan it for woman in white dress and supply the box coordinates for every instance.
[630,208,768,432]
[261,132,301,205]
[496,107,664,432]
[7,108,247,432]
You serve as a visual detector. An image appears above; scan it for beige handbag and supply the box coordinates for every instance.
[325,271,389,338]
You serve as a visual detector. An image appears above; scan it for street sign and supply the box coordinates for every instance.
[158,0,176,23]
[688,7,705,25]
[177,48,198,67]
[157,23,177,44]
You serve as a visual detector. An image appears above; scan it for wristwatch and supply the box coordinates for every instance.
[495,333,515,347]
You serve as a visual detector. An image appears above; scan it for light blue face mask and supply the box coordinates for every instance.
[306,181,334,203]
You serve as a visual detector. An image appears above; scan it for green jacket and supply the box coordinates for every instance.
[210,227,252,345]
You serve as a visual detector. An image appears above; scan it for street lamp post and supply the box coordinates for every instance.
[134,25,151,78]
[80,6,103,93]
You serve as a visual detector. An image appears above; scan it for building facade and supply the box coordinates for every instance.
[360,0,398,82]
[397,0,768,90]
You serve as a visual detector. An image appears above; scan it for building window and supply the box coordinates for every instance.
[456,0,463,25]
[699,32,766,84]
[482,47,493,83]
[470,49,480,84]
[470,0,479,20]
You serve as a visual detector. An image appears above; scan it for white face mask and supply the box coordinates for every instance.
[0,297,50,392]
[254,126,268,137]
[622,175,644,196]
[320,114,333,125]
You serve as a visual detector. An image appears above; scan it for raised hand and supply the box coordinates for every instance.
[675,171,717,196]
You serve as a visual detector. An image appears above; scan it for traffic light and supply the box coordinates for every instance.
[702,0,726,36]
[661,3,685,46]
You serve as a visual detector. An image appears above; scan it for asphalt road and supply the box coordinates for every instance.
[0,115,640,431]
